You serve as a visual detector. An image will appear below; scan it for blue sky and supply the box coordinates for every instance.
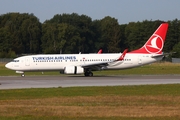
[0,0,179,24]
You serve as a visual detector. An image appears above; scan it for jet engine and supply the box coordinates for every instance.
[64,66,84,74]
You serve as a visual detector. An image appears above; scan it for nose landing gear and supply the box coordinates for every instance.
[16,71,25,77]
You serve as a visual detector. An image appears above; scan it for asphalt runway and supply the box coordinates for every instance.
[0,75,180,89]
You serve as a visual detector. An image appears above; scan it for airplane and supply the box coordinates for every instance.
[5,23,168,77]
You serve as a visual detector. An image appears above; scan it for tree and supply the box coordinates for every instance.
[57,23,80,54]
[172,42,180,57]
[44,13,95,53]
[41,23,57,53]
[1,12,179,59]
[0,13,42,54]
[0,27,11,52]
[98,16,121,53]
[164,19,180,53]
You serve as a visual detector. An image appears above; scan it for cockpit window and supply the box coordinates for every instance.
[12,60,19,62]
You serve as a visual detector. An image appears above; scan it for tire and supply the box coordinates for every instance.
[21,74,25,77]
[89,72,93,77]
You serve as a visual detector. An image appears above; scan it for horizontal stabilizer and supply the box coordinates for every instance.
[151,54,164,58]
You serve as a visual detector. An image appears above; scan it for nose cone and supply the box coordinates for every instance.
[5,62,12,70]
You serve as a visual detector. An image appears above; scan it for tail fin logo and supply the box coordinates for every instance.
[144,34,163,54]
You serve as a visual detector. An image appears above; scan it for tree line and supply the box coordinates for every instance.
[0,13,180,58]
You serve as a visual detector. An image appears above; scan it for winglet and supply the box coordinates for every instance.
[97,49,102,54]
[117,49,128,61]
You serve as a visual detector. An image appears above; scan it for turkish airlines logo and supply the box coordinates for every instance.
[144,34,164,54]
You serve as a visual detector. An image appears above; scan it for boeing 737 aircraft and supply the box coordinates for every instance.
[5,23,169,76]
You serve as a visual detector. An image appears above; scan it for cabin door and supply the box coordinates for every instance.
[25,57,30,66]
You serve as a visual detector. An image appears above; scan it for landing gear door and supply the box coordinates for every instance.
[25,57,30,66]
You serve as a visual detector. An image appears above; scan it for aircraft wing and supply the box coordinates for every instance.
[81,62,108,70]
[81,49,128,70]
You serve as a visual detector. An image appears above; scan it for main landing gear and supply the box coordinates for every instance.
[84,69,93,77]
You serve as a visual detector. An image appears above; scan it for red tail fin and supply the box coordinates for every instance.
[129,23,168,54]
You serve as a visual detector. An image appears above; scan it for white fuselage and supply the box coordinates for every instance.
[5,53,162,72]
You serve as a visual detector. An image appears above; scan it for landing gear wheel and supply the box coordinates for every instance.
[21,74,25,77]
[84,72,88,76]
[89,72,93,76]
[84,71,93,77]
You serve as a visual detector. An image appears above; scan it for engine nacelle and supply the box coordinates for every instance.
[64,66,84,74]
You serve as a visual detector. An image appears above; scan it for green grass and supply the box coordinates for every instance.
[0,84,180,100]
[0,85,180,119]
